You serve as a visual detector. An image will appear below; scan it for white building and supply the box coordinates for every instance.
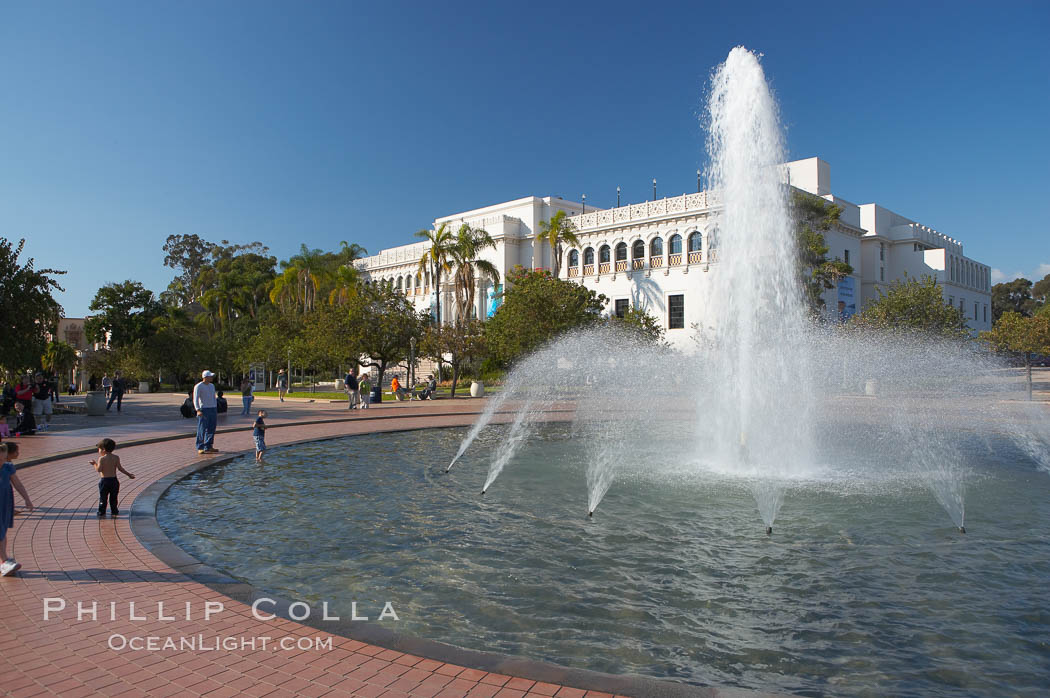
[358,158,991,349]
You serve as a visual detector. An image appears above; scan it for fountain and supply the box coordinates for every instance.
[158,46,1050,697]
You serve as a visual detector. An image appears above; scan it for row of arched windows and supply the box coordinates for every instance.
[567,231,711,275]
[948,255,988,291]
[365,272,430,295]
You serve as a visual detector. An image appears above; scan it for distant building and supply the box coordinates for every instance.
[358,157,992,349]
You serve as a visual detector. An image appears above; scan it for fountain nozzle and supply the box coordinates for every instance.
[959,526,966,534]
[588,511,593,518]
[766,526,773,536]
[481,489,486,496]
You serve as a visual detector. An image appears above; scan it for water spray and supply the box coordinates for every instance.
[959,526,966,534]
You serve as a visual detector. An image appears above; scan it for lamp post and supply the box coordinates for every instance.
[652,178,657,201]
[697,169,701,193]
[581,194,586,214]
[616,186,620,207]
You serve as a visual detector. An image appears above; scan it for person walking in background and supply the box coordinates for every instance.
[344,368,359,410]
[277,369,288,402]
[358,373,371,410]
[194,370,219,455]
[106,371,126,412]
[31,374,53,431]
[240,376,254,415]
[101,374,112,399]
[1,442,34,576]
[90,438,135,517]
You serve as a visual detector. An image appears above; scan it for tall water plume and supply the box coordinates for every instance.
[702,47,814,528]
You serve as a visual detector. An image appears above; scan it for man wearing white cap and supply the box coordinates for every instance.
[193,370,219,454]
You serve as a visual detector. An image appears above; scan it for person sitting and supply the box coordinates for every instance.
[13,403,36,436]
[390,375,408,401]
[215,390,228,414]
[414,375,438,400]
[179,389,195,418]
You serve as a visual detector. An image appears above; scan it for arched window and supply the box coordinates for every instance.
[615,242,627,261]
[650,237,663,257]
[632,240,645,259]
[688,232,702,252]
[416,274,422,288]
[584,247,595,265]
[599,245,611,263]
[397,276,404,292]
[568,250,579,267]
[669,234,682,254]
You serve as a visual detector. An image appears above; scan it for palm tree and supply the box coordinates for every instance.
[328,264,360,306]
[538,209,581,278]
[276,244,326,314]
[42,341,78,384]
[449,224,500,325]
[338,241,368,265]
[415,222,455,324]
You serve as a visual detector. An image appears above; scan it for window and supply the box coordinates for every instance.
[959,297,964,311]
[615,299,629,318]
[568,250,579,267]
[974,302,978,320]
[650,237,663,257]
[615,242,627,261]
[984,305,988,323]
[584,247,594,265]
[949,296,954,306]
[669,234,683,254]
[880,243,884,261]
[632,240,645,259]
[599,245,611,263]
[880,267,884,282]
[845,250,851,265]
[668,294,684,329]
[688,231,702,252]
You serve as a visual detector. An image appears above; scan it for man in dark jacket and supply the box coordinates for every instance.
[13,402,36,435]
[106,371,126,412]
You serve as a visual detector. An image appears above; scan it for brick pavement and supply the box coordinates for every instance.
[0,401,705,698]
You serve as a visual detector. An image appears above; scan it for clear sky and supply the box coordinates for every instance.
[3,1,1048,316]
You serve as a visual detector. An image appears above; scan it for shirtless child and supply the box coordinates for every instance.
[90,438,135,517]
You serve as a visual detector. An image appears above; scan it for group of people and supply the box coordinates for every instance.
[389,374,438,401]
[342,369,372,410]
[2,373,63,436]
[190,370,268,462]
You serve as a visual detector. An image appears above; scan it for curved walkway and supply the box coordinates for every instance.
[0,401,732,698]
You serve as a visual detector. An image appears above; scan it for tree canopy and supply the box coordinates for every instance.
[852,274,969,337]
[484,266,608,366]
[792,191,853,313]
[0,238,66,375]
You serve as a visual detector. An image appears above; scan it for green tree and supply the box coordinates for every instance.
[609,307,665,344]
[415,222,455,325]
[991,277,1035,322]
[162,233,211,304]
[981,309,1050,401]
[1030,273,1050,311]
[449,224,500,326]
[421,319,487,397]
[851,274,969,338]
[792,191,853,313]
[538,209,581,278]
[85,281,160,347]
[346,285,427,391]
[0,238,66,375]
[42,340,78,383]
[272,244,328,315]
[484,266,608,366]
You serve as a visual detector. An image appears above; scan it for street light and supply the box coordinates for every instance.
[616,186,620,207]
[652,178,657,201]
[697,169,701,193]
[581,194,586,214]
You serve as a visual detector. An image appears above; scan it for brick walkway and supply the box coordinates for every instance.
[0,401,676,698]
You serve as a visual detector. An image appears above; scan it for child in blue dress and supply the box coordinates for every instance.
[253,410,267,463]
[1,442,34,576]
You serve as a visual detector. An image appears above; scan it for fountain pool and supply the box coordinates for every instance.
[158,422,1050,697]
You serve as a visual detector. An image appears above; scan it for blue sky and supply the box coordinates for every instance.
[2,1,1048,316]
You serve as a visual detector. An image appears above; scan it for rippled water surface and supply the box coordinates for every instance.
[159,424,1050,696]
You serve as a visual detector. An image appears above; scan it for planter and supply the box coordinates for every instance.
[864,378,878,396]
[470,381,485,398]
[138,381,151,393]
[85,390,107,416]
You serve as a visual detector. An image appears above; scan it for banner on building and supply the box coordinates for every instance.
[837,276,856,321]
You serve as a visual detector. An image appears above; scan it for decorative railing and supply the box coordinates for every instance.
[598,262,610,274]
[567,191,718,231]
[688,251,702,264]
[669,253,682,266]
[583,264,594,276]
[631,259,644,270]
[615,260,627,272]
[567,267,579,277]
[650,256,664,268]
[707,250,718,262]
